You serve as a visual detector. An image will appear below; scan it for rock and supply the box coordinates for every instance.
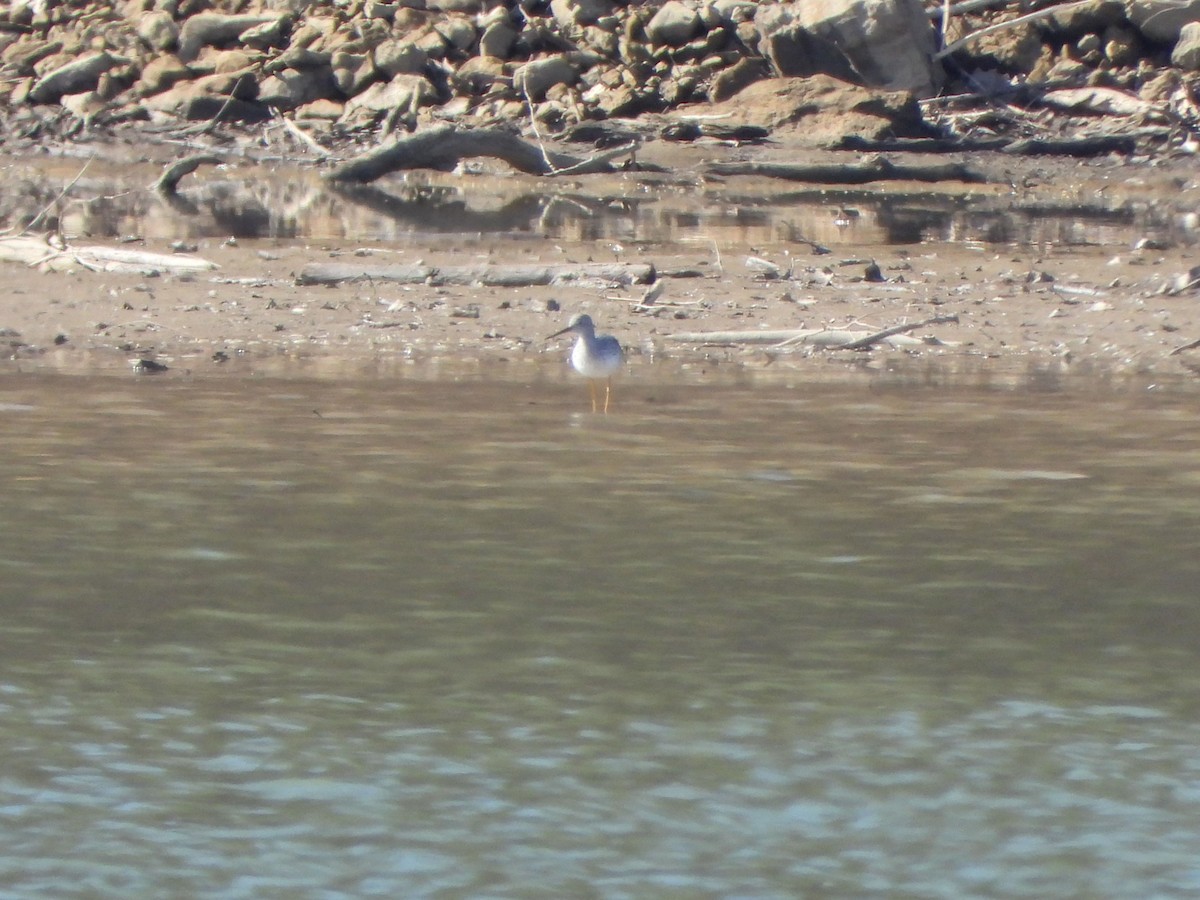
[712,0,758,22]
[454,54,506,92]
[427,0,492,10]
[755,0,943,98]
[374,39,428,76]
[265,47,332,74]
[365,0,397,21]
[1126,0,1200,44]
[60,90,107,124]
[1035,0,1124,38]
[1103,24,1142,66]
[137,11,179,52]
[137,53,191,95]
[257,67,336,110]
[550,0,614,29]
[239,18,289,52]
[196,48,263,76]
[295,98,344,121]
[1139,68,1180,102]
[708,56,770,101]
[1172,21,1200,69]
[591,82,652,117]
[410,25,451,58]
[963,21,1043,73]
[513,53,578,99]
[435,15,478,52]
[30,51,122,103]
[331,50,376,96]
[703,75,934,143]
[479,20,517,58]
[646,1,703,47]
[143,75,269,121]
[177,13,280,63]
[343,72,434,114]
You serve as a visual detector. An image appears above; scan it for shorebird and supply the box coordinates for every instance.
[547,313,624,413]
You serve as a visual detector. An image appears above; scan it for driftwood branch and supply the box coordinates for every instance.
[668,315,959,352]
[153,154,224,194]
[706,157,989,184]
[297,261,654,287]
[821,314,960,351]
[0,235,218,275]
[1169,337,1200,356]
[326,124,637,183]
[833,133,1134,157]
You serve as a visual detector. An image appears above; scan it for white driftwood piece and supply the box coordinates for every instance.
[0,236,219,275]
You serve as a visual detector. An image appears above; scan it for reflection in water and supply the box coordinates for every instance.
[2,373,1200,897]
[0,161,1192,250]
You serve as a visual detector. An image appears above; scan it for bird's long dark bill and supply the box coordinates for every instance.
[546,326,573,340]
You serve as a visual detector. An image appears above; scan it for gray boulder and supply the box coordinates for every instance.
[1126,0,1200,44]
[1172,20,1200,68]
[513,54,579,99]
[755,0,943,98]
[646,1,703,47]
[31,51,122,103]
[177,13,280,63]
[375,40,429,77]
[550,0,614,29]
[137,11,179,53]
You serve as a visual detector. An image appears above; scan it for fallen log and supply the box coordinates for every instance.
[296,261,654,287]
[326,124,639,183]
[0,235,218,275]
[153,153,225,194]
[1000,135,1137,157]
[831,135,1009,153]
[705,156,989,184]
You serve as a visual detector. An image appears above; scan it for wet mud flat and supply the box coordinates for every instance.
[1,139,1198,386]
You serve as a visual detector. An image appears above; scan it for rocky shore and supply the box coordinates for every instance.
[2,1,1200,385]
[1,0,1198,151]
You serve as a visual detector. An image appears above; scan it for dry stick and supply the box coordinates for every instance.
[773,314,960,352]
[24,155,94,234]
[1169,336,1200,356]
[935,0,1094,59]
[832,314,960,350]
[272,107,330,158]
[926,0,1020,19]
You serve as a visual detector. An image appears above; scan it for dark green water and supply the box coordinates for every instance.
[2,371,1200,898]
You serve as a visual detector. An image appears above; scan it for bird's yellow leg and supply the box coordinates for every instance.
[603,378,612,414]
[588,380,598,412]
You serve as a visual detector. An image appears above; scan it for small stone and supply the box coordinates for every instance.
[131,358,169,373]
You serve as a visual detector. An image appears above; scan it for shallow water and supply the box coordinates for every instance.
[2,372,1200,898]
[2,159,1195,251]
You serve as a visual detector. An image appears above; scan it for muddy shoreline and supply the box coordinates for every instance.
[2,137,1199,388]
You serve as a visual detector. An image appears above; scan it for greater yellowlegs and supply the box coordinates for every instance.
[547,313,624,413]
